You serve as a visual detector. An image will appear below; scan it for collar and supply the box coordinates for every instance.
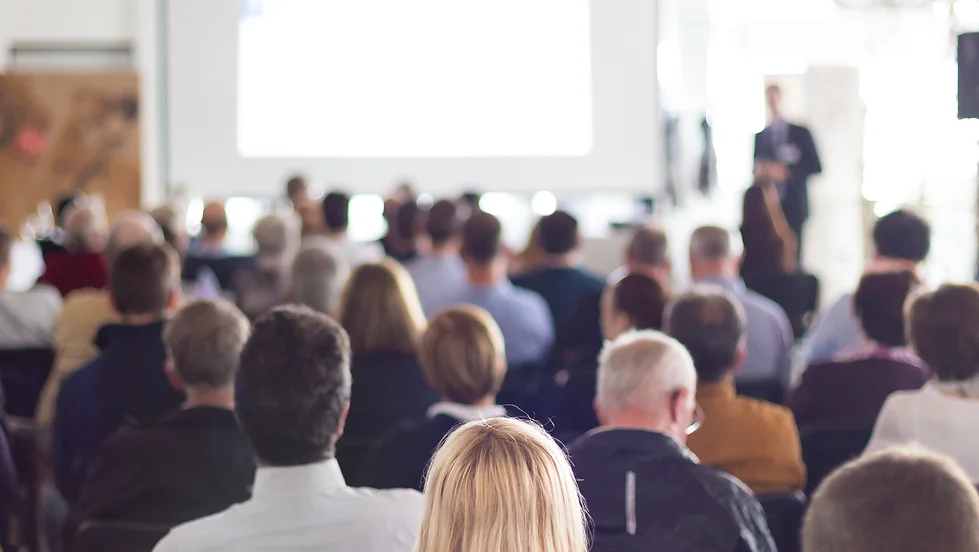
[692,276,746,296]
[696,379,737,401]
[93,319,167,351]
[156,406,239,428]
[838,343,924,368]
[465,280,512,295]
[576,428,700,463]
[252,459,346,499]
[427,402,507,422]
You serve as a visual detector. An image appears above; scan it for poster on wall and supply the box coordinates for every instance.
[0,72,141,231]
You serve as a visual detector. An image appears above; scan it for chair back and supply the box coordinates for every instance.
[73,520,173,552]
[800,426,873,495]
[735,378,786,404]
[748,273,820,338]
[0,348,55,418]
[758,492,807,552]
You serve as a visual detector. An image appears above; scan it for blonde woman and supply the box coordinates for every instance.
[335,260,436,485]
[416,417,589,552]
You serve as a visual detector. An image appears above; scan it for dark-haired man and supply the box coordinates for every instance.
[52,242,184,500]
[304,191,383,268]
[427,212,553,366]
[153,306,422,552]
[800,209,931,367]
[406,199,466,315]
[187,202,228,257]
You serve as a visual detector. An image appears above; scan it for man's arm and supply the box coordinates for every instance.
[796,127,822,177]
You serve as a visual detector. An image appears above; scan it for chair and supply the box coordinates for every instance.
[758,492,807,552]
[747,273,820,338]
[73,520,173,552]
[735,378,786,404]
[800,427,873,495]
[0,348,55,418]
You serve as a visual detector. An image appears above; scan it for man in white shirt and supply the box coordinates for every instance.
[303,191,384,268]
[154,305,422,552]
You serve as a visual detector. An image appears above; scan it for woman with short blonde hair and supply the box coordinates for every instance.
[416,417,588,552]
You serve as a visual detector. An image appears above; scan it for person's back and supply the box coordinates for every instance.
[405,199,466,316]
[305,191,384,268]
[0,226,63,348]
[38,205,109,296]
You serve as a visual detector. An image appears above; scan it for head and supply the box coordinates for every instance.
[689,225,740,280]
[252,214,294,261]
[595,331,698,443]
[338,260,426,356]
[163,300,250,399]
[200,201,228,242]
[0,226,12,289]
[461,211,505,281]
[150,206,188,256]
[426,199,462,251]
[665,288,746,384]
[236,305,352,466]
[104,211,165,268]
[290,246,348,315]
[395,200,420,241]
[421,306,507,405]
[906,284,979,383]
[853,271,919,348]
[321,192,350,232]
[416,418,588,552]
[285,174,309,204]
[62,204,107,253]
[625,226,671,289]
[601,274,668,341]
[765,84,782,119]
[538,211,580,259]
[108,242,179,321]
[54,193,81,228]
[872,209,931,264]
[803,447,979,552]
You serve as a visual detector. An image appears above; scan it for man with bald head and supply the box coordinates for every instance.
[189,201,229,256]
[688,225,793,388]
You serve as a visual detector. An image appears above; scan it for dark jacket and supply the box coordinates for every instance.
[753,122,822,233]
[362,413,461,491]
[570,429,776,552]
[52,321,185,500]
[513,267,606,337]
[787,355,930,430]
[65,407,255,546]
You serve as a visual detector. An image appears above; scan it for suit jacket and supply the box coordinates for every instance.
[753,122,822,228]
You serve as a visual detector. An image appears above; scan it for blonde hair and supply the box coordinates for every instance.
[338,260,426,355]
[416,418,588,552]
[421,306,507,404]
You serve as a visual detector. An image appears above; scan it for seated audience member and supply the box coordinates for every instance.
[66,300,255,541]
[569,331,775,552]
[739,182,798,287]
[36,212,164,427]
[234,214,296,319]
[379,195,421,263]
[509,219,546,278]
[304,191,384,268]
[153,306,423,552]
[52,242,184,500]
[788,271,928,429]
[804,447,979,552]
[415,418,588,552]
[801,209,931,366]
[427,212,554,367]
[405,200,466,316]
[187,202,228,257]
[38,204,109,297]
[365,306,508,490]
[37,193,82,259]
[150,206,189,259]
[285,174,324,237]
[512,211,606,333]
[290,246,348,315]
[0,226,62,348]
[335,261,436,484]
[668,289,805,494]
[621,225,672,294]
[689,226,793,385]
[866,284,979,482]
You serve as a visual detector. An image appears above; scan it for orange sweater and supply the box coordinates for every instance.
[686,379,806,495]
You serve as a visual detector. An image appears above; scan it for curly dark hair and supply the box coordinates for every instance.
[236,305,352,466]
[853,271,919,348]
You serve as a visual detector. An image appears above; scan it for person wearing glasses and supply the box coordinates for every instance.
[568,330,776,552]
[667,288,805,495]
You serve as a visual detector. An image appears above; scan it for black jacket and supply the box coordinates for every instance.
[362,413,461,491]
[753,122,822,232]
[570,429,776,552]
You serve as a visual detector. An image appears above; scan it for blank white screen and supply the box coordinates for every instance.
[238,0,593,157]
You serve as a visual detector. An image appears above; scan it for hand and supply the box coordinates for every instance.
[768,162,790,182]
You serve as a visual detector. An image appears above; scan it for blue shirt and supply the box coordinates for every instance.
[512,266,607,334]
[798,293,862,367]
[404,254,467,317]
[426,281,554,367]
[694,277,794,385]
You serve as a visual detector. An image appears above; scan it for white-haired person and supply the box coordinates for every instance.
[569,331,775,552]
[415,417,588,552]
[234,214,298,319]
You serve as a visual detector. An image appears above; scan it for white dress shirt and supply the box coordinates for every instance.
[153,459,423,552]
[865,382,979,482]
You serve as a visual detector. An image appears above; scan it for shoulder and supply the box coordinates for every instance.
[344,486,425,523]
[511,286,548,310]
[152,507,243,551]
[731,396,797,432]
[689,462,758,507]
[741,290,788,321]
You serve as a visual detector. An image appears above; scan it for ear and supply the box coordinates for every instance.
[335,401,350,439]
[732,348,747,376]
[164,361,185,392]
[670,387,691,426]
[167,288,180,311]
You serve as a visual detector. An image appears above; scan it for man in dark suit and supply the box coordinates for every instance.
[753,84,822,254]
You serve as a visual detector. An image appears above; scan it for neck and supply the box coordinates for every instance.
[202,235,224,246]
[467,264,503,288]
[185,386,235,410]
[602,412,683,444]
[430,243,457,257]
[866,256,919,275]
[546,253,578,268]
[118,313,164,325]
[326,228,348,238]
[691,265,737,282]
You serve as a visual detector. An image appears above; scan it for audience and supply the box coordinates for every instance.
[66,300,254,542]
[406,199,466,316]
[512,210,605,335]
[865,283,979,482]
[380,198,421,263]
[427,211,553,367]
[739,182,798,287]
[801,209,931,365]
[234,214,296,319]
[285,174,324,237]
[150,206,189,259]
[187,202,228,257]
[689,226,793,386]
[52,242,184,500]
[290,245,347,315]
[38,204,109,297]
[788,271,929,429]
[622,225,672,294]
[509,219,546,278]
[0,226,63,348]
[305,191,384,268]
[415,418,588,552]
[36,211,164,427]
[335,261,436,485]
[804,447,979,552]
[602,273,668,339]
[365,305,508,490]
[153,306,422,552]
[667,288,805,494]
[569,331,775,552]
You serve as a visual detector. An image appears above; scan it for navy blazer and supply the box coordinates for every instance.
[754,123,822,230]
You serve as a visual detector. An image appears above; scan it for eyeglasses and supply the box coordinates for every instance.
[686,405,705,436]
